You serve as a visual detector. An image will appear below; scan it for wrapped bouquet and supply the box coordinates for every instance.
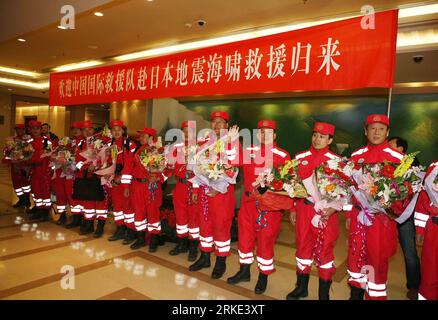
[4,136,34,162]
[188,129,239,195]
[303,158,355,228]
[351,152,425,225]
[252,159,307,211]
[48,137,77,178]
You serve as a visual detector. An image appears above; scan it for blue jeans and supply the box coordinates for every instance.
[397,215,421,290]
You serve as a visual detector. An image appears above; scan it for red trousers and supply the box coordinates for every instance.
[11,164,30,196]
[131,180,162,233]
[237,195,282,275]
[198,186,235,257]
[52,176,74,213]
[30,165,52,209]
[173,182,200,240]
[294,200,339,281]
[347,208,398,300]
[111,182,133,227]
[419,218,438,300]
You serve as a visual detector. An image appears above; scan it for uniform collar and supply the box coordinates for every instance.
[367,140,389,151]
[310,145,330,154]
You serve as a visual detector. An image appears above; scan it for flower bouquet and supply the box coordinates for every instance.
[351,152,425,225]
[48,138,77,178]
[252,159,307,211]
[4,136,34,162]
[188,129,239,195]
[303,158,355,228]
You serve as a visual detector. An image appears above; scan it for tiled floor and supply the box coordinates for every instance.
[0,164,415,300]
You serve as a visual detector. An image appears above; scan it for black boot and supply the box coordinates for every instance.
[286,273,310,300]
[227,264,251,284]
[79,219,94,235]
[189,251,211,271]
[108,225,126,241]
[13,195,25,208]
[55,213,67,225]
[39,209,51,222]
[122,227,137,245]
[27,207,41,221]
[318,279,332,300]
[188,240,199,262]
[255,273,268,294]
[22,193,31,208]
[349,285,365,300]
[65,214,81,229]
[211,256,227,279]
[130,231,146,250]
[169,237,189,256]
[93,220,106,238]
[149,234,160,252]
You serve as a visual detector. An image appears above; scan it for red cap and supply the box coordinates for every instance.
[137,128,157,136]
[210,111,229,122]
[28,120,42,128]
[313,122,335,136]
[258,120,276,130]
[70,121,83,129]
[365,114,390,127]
[110,120,124,128]
[14,124,25,129]
[82,120,93,128]
[181,121,196,129]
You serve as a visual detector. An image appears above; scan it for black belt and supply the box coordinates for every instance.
[304,198,314,206]
[178,178,188,184]
[31,163,43,167]
[135,178,148,183]
[432,217,438,225]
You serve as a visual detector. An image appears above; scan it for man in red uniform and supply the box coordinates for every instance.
[107,120,137,242]
[122,128,167,251]
[27,120,53,221]
[227,120,290,294]
[189,111,240,280]
[346,114,404,300]
[72,120,108,237]
[53,121,83,226]
[3,124,31,208]
[414,160,438,300]
[168,121,200,261]
[286,122,340,300]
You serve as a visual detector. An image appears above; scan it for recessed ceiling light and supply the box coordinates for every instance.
[57,25,67,30]
[146,0,154,2]
[7,88,13,91]
[17,38,26,42]
[94,12,104,17]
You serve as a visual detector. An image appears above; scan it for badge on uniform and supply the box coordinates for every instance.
[301,160,309,166]
[358,158,365,164]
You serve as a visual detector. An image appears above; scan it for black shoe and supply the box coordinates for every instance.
[93,220,106,238]
[130,231,146,250]
[108,225,127,241]
[27,207,41,221]
[188,240,199,262]
[349,284,365,300]
[286,273,310,300]
[227,264,251,284]
[12,195,25,208]
[255,273,268,294]
[39,209,51,222]
[22,194,31,208]
[189,251,211,271]
[55,213,67,225]
[65,214,81,229]
[122,228,137,245]
[79,219,94,235]
[149,234,160,252]
[169,237,189,256]
[318,279,332,300]
[158,235,165,246]
[211,256,227,279]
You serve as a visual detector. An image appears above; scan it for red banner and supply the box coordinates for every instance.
[49,10,398,106]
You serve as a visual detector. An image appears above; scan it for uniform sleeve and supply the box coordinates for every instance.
[414,190,431,235]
